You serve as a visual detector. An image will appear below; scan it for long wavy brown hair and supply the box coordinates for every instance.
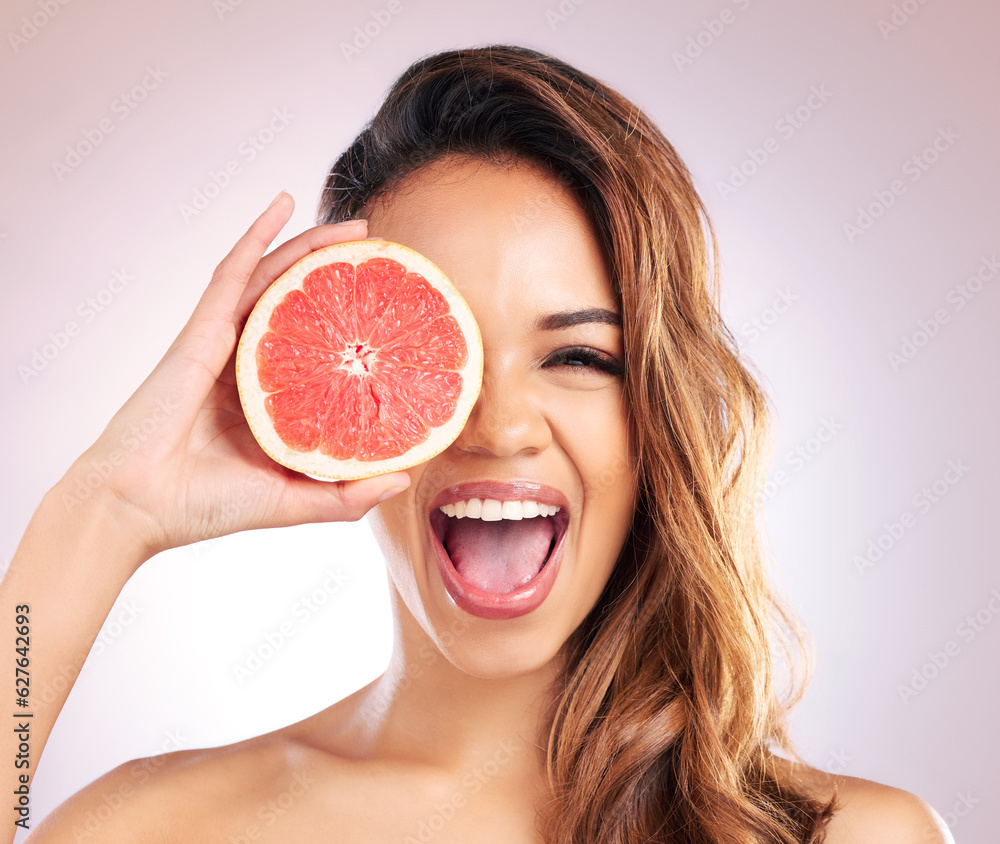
[318,44,836,843]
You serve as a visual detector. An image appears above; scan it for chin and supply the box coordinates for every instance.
[382,561,573,682]
[369,472,626,686]
[438,633,565,683]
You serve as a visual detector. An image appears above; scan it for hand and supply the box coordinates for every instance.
[61,192,410,561]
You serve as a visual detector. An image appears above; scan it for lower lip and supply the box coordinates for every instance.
[428,514,567,621]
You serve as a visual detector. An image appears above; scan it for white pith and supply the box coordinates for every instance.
[438,498,562,521]
[342,344,377,376]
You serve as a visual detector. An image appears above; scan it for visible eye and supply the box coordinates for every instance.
[543,346,625,378]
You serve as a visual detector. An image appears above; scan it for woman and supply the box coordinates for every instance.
[7,46,948,843]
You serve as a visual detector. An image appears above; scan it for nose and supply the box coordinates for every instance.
[451,363,552,458]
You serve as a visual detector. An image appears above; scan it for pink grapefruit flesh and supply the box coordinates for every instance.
[236,240,483,480]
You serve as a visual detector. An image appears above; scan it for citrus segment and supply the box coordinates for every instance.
[262,377,331,452]
[256,334,340,393]
[353,258,407,341]
[366,272,450,347]
[357,379,429,461]
[314,371,363,461]
[380,317,468,369]
[372,360,463,427]
[266,289,346,350]
[300,262,356,344]
[236,239,483,480]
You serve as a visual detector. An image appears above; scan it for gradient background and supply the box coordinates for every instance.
[2,0,997,839]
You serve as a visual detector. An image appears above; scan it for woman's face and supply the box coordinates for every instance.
[366,155,637,680]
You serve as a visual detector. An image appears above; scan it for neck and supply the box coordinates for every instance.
[349,593,562,782]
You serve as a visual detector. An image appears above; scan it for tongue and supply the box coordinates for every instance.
[445,517,555,594]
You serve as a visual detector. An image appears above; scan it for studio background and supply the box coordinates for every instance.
[2,0,997,839]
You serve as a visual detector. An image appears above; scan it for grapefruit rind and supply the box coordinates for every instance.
[235,239,483,481]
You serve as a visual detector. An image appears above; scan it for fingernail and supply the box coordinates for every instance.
[377,484,408,503]
[334,218,367,227]
[267,190,287,210]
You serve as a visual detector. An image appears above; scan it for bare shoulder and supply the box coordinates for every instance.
[772,757,954,844]
[28,732,324,844]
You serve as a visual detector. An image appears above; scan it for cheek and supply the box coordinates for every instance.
[366,462,452,634]
[367,480,423,597]
[556,389,633,504]
[556,392,636,570]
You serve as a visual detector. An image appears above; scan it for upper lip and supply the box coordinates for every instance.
[429,480,570,514]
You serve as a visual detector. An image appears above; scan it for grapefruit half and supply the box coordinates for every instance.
[236,240,483,480]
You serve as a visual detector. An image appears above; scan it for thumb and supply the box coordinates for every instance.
[287,472,412,525]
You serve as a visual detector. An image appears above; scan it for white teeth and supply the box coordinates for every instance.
[501,500,523,520]
[438,498,562,521]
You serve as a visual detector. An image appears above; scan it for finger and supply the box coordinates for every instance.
[162,193,297,377]
[278,471,412,526]
[196,191,296,323]
[234,218,369,325]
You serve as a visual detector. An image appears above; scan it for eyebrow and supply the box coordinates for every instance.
[535,308,622,331]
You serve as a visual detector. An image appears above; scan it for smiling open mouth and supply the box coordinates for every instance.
[428,497,569,620]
